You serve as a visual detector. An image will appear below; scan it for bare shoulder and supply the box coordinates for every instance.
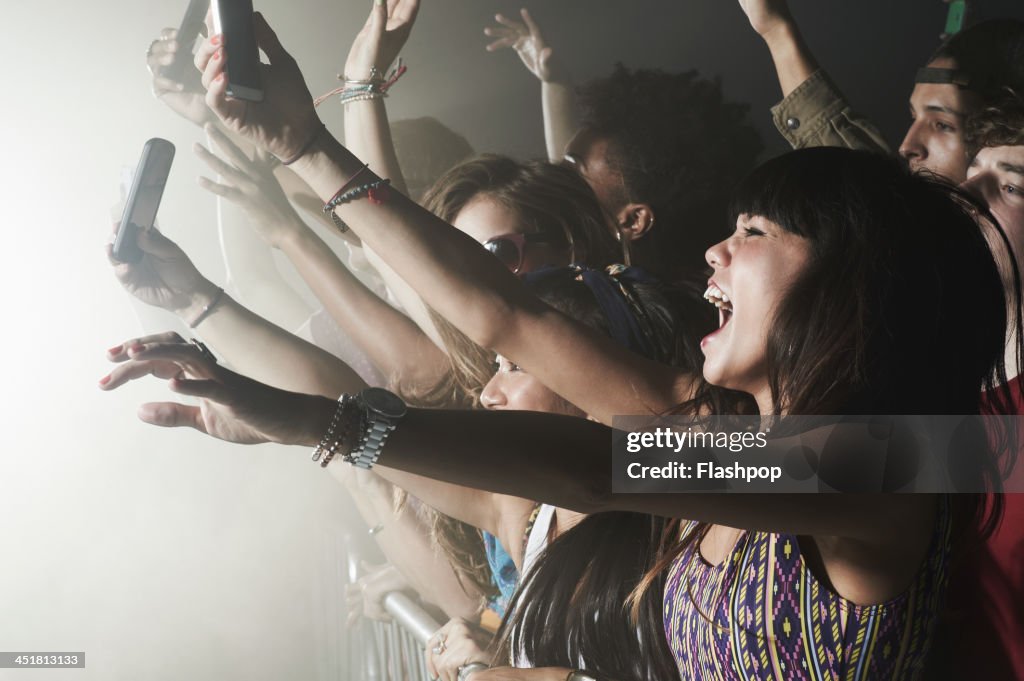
[811,494,941,605]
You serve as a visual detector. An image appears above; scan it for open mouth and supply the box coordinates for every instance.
[703,283,733,329]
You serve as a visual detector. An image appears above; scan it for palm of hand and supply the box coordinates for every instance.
[345,0,418,79]
[115,249,202,312]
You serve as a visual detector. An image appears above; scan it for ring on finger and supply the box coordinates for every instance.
[189,338,217,363]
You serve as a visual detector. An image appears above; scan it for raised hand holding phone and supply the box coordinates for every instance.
[196,12,321,162]
[210,0,263,101]
[113,138,175,264]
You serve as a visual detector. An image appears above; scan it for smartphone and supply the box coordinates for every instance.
[113,139,176,264]
[210,0,264,102]
[162,0,210,82]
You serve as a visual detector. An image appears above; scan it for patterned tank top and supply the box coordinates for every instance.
[663,497,952,680]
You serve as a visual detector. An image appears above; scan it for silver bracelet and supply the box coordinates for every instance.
[457,663,489,681]
[188,287,225,329]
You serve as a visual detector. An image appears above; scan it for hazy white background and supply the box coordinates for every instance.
[1,0,1019,678]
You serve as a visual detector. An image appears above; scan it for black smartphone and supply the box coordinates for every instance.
[162,0,210,82]
[113,139,176,264]
[210,0,264,102]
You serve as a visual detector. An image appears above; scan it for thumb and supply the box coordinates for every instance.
[368,0,388,36]
[136,227,181,258]
[252,11,292,64]
[139,402,206,432]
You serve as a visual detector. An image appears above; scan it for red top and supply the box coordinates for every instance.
[950,376,1024,678]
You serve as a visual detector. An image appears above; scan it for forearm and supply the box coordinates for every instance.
[185,290,366,397]
[217,203,313,332]
[290,134,689,421]
[336,467,484,617]
[342,98,408,196]
[541,80,577,162]
[279,227,447,390]
[759,20,818,98]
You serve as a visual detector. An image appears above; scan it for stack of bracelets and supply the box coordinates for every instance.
[311,395,362,468]
[312,58,408,108]
[321,163,392,232]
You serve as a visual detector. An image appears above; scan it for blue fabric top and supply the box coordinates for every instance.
[482,530,519,617]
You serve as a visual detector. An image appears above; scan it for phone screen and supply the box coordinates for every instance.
[162,0,210,82]
[113,139,175,264]
[211,0,263,101]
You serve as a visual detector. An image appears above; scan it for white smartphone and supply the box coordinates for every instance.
[210,0,264,102]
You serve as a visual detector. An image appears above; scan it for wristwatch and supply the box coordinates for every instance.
[346,387,407,469]
[565,671,599,681]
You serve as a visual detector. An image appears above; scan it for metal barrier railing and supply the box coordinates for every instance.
[344,541,441,681]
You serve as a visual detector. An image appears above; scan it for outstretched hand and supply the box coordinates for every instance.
[100,332,328,446]
[195,124,305,248]
[345,0,420,81]
[107,224,219,317]
[147,27,213,126]
[484,9,563,83]
[195,12,321,161]
[737,0,793,39]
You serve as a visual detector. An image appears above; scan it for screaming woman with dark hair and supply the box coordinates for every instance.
[104,15,1022,681]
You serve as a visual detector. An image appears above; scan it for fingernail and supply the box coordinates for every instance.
[98,375,111,386]
[107,344,122,355]
[213,49,221,60]
[211,34,221,45]
[129,343,145,355]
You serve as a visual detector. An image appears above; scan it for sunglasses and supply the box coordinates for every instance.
[483,232,561,274]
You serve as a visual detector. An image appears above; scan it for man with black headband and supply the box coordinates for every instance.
[738,0,1024,182]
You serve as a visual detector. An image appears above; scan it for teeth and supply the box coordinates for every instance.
[703,285,733,311]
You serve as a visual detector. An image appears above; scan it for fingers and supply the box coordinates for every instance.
[520,8,542,38]
[493,13,524,31]
[204,124,252,169]
[152,75,186,97]
[252,12,292,65]
[138,401,207,432]
[99,358,184,390]
[391,0,420,24]
[197,175,241,201]
[127,341,219,380]
[169,376,227,401]
[194,33,220,75]
[107,331,185,362]
[136,227,185,259]
[205,66,243,123]
[485,37,516,52]
[193,142,245,182]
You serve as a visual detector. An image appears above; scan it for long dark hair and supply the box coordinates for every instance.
[633,148,1021,613]
[488,267,711,681]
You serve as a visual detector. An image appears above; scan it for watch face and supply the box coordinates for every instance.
[361,387,407,419]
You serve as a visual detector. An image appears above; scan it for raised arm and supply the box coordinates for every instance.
[107,226,364,398]
[338,0,453,366]
[192,13,692,422]
[104,343,936,556]
[738,0,816,98]
[484,9,577,162]
[195,125,442,389]
[737,0,890,153]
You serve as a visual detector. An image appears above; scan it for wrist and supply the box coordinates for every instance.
[303,394,341,448]
[760,17,798,52]
[174,279,223,322]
